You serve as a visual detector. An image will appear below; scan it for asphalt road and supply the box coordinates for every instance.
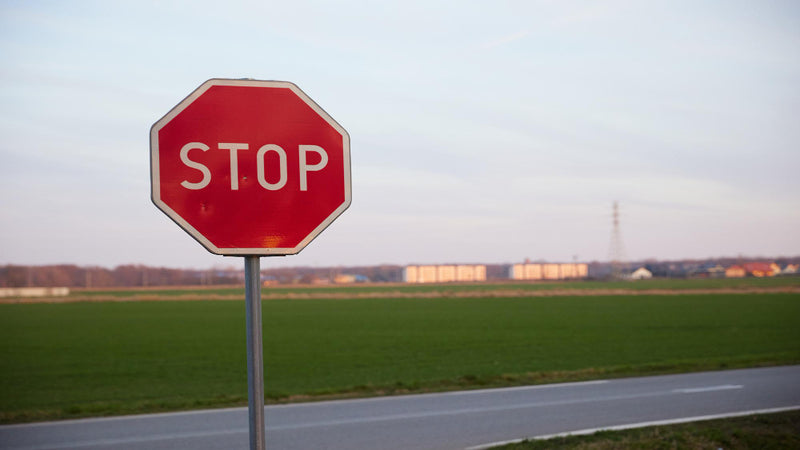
[2,365,799,450]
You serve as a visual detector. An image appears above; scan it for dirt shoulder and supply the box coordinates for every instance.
[3,286,799,304]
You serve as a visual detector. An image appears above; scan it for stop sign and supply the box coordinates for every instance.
[150,79,351,256]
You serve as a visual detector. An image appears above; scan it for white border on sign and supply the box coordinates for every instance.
[150,78,352,256]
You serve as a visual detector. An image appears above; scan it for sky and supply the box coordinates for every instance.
[1,0,799,270]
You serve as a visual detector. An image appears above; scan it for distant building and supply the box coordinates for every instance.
[743,262,775,277]
[510,263,542,280]
[334,274,353,284]
[542,264,561,280]
[261,276,279,286]
[456,265,485,282]
[404,265,486,283]
[0,287,70,298]
[783,264,799,275]
[509,263,588,281]
[404,265,438,283]
[630,267,653,280]
[707,265,727,278]
[725,265,746,278]
[334,274,367,284]
[437,265,456,283]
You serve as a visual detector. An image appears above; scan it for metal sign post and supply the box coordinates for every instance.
[244,256,265,450]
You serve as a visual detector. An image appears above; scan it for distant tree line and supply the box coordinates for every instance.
[0,264,413,288]
[0,263,503,288]
[0,264,240,288]
[2,256,797,288]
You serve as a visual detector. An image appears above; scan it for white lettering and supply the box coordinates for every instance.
[298,145,328,191]
[218,143,249,190]
[178,142,328,191]
[179,142,211,190]
[256,144,288,191]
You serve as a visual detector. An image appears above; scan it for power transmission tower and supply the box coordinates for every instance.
[608,201,627,279]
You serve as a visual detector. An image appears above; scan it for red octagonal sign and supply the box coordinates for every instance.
[150,79,351,255]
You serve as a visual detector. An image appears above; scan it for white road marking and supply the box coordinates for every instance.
[673,384,743,393]
[3,428,248,450]
[0,406,248,429]
[465,405,800,450]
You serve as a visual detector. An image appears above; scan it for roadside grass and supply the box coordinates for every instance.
[495,409,800,449]
[1,291,798,423]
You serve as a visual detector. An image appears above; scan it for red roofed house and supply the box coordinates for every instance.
[742,262,775,277]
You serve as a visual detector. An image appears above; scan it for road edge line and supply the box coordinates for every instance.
[465,405,800,450]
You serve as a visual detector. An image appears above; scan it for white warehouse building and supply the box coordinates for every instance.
[509,263,589,280]
[404,265,487,283]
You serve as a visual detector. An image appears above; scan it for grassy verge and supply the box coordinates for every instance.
[496,409,800,449]
[1,292,798,423]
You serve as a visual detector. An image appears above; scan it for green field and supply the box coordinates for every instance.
[1,282,799,423]
[497,409,800,449]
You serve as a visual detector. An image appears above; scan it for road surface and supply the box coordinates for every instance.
[2,365,799,450]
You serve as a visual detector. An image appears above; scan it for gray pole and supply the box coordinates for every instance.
[244,255,266,450]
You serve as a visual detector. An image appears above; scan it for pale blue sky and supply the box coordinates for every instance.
[1,0,798,269]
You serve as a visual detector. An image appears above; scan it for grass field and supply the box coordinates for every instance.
[496,409,800,449]
[1,278,799,423]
